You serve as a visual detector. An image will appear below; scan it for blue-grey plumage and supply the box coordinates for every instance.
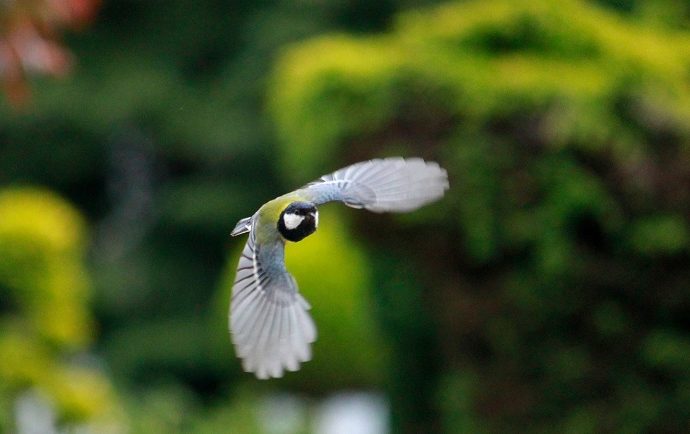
[230,157,449,379]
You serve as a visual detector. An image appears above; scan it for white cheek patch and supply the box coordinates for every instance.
[283,212,305,230]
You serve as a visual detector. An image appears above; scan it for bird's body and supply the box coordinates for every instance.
[229,157,449,379]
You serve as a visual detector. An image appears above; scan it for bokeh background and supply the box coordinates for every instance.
[2,0,690,433]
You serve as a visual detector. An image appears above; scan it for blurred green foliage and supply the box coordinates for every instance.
[124,384,270,434]
[269,0,690,432]
[0,188,122,431]
[2,0,420,431]
[1,0,690,433]
[0,0,419,406]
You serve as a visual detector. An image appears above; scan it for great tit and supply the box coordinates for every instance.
[229,157,449,379]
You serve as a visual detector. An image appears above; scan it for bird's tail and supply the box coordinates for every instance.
[231,217,252,236]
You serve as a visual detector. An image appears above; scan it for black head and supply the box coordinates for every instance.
[278,201,318,242]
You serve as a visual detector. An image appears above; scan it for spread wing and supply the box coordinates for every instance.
[301,157,449,212]
[230,224,316,379]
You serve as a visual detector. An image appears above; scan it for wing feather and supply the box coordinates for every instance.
[302,157,449,212]
[229,225,316,379]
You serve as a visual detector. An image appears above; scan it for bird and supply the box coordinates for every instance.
[229,157,449,379]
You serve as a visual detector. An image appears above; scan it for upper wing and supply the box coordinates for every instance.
[230,224,316,379]
[301,157,449,212]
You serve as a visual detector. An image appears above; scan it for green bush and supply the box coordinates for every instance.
[0,187,123,431]
[268,0,690,432]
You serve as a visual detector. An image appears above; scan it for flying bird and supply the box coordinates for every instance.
[229,157,449,379]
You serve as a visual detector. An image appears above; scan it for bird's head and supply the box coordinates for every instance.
[278,201,318,242]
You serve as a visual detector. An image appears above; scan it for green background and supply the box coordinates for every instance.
[1,0,690,432]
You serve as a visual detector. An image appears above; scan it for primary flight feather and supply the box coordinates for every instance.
[229,157,449,379]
